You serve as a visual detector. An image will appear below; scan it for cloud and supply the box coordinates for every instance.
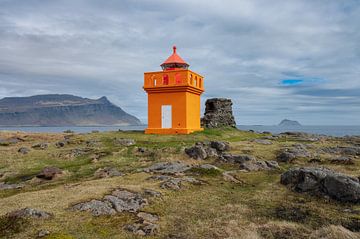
[0,0,359,125]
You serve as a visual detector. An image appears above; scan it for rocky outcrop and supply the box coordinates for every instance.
[277,144,312,163]
[280,167,360,203]
[143,162,192,175]
[0,94,141,126]
[94,167,123,178]
[201,98,236,128]
[7,208,52,219]
[72,189,148,216]
[219,153,279,171]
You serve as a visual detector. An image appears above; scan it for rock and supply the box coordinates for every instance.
[38,229,50,238]
[125,222,159,236]
[321,146,360,156]
[31,143,49,150]
[219,153,255,163]
[281,167,360,203]
[185,141,230,160]
[86,139,101,147]
[137,212,159,223]
[201,98,236,128]
[197,164,220,170]
[18,147,30,154]
[143,189,162,197]
[94,167,123,178]
[185,145,208,160]
[144,162,192,175]
[160,177,202,191]
[0,137,24,145]
[0,182,24,190]
[72,200,116,216]
[36,166,63,180]
[210,141,230,152]
[55,141,67,148]
[277,145,311,162]
[239,160,279,171]
[104,189,148,213]
[222,171,244,184]
[7,208,52,219]
[330,156,355,165]
[63,130,74,133]
[252,139,273,145]
[114,138,135,146]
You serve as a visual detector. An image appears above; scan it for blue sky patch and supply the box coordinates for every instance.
[280,77,325,86]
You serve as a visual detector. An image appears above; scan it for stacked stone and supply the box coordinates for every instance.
[201,98,236,128]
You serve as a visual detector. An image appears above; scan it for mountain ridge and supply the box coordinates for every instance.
[0,94,141,126]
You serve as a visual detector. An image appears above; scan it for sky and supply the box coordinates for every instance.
[0,0,359,125]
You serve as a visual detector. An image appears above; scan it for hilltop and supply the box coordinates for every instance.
[0,94,141,126]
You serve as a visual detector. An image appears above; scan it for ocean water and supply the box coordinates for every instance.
[0,125,359,137]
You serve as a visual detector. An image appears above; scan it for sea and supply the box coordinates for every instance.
[0,125,360,137]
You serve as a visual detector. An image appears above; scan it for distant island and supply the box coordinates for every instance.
[0,94,141,126]
[278,119,302,127]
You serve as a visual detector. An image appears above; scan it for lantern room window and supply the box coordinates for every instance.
[163,74,169,85]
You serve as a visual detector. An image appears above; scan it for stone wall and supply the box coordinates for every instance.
[201,98,236,128]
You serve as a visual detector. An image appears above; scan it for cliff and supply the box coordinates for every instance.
[0,94,141,126]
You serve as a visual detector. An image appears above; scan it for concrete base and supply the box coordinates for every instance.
[145,128,204,135]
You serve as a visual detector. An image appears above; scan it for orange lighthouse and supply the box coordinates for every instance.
[143,46,204,134]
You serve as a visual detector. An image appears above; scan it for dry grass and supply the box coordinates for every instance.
[0,129,359,238]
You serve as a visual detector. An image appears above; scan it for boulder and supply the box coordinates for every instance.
[280,167,360,203]
[137,212,159,223]
[36,166,63,180]
[143,162,192,175]
[201,98,236,128]
[148,175,202,191]
[185,145,208,160]
[240,160,279,171]
[210,141,230,152]
[55,141,67,148]
[0,137,24,145]
[143,189,162,197]
[18,147,30,154]
[321,146,360,156]
[252,139,273,145]
[125,222,159,236]
[94,167,123,178]
[219,153,255,164]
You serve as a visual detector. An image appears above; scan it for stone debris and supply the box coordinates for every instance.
[281,167,360,203]
[36,166,63,180]
[31,142,49,150]
[125,212,159,236]
[219,153,279,171]
[94,167,123,178]
[18,147,30,154]
[55,141,67,148]
[7,208,52,219]
[72,189,148,216]
[201,98,236,128]
[114,138,136,146]
[144,161,192,175]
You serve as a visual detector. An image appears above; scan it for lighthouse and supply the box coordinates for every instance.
[143,46,205,134]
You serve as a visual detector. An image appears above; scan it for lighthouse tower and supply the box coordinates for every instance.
[143,46,204,134]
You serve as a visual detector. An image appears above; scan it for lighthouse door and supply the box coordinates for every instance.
[161,105,172,128]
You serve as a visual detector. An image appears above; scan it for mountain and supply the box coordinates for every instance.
[278,119,302,127]
[0,94,141,126]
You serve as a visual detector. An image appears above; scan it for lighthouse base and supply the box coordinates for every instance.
[145,128,203,135]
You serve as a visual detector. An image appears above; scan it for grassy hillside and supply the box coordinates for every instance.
[0,129,359,239]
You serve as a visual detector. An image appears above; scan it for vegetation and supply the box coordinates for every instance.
[0,129,359,238]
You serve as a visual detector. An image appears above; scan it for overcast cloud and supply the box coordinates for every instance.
[0,0,359,125]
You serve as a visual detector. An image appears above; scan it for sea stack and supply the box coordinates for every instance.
[201,98,236,128]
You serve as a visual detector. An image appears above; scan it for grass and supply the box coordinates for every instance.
[0,129,359,238]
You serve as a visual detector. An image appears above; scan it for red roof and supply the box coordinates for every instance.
[161,46,189,67]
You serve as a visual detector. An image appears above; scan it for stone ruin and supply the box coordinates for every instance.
[201,98,236,128]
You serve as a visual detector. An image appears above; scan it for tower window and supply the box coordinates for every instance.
[154,79,157,86]
[175,73,181,84]
[194,76,198,87]
[163,74,169,85]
